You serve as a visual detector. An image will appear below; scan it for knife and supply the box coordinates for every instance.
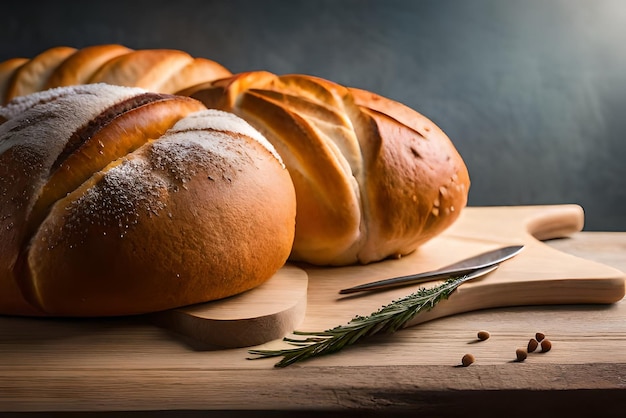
[339,245,524,294]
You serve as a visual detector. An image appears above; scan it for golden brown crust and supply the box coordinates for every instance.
[161,57,232,94]
[243,90,361,261]
[0,85,295,316]
[348,87,470,260]
[180,70,278,107]
[0,45,232,102]
[25,119,295,315]
[5,46,77,102]
[189,72,470,265]
[88,49,195,90]
[45,44,133,89]
[31,94,207,236]
[0,84,148,315]
[0,57,28,105]
[357,106,469,261]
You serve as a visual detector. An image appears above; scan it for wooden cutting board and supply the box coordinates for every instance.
[155,204,625,347]
[152,264,309,348]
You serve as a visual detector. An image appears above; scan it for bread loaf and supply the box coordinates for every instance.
[0,57,28,107]
[0,45,232,105]
[3,46,77,102]
[0,83,296,316]
[0,46,470,266]
[182,72,470,265]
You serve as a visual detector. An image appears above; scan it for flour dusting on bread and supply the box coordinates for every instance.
[0,83,144,120]
[170,109,284,168]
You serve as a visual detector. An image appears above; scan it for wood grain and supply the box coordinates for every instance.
[289,204,624,333]
[150,204,623,348]
[0,205,625,416]
[151,264,308,348]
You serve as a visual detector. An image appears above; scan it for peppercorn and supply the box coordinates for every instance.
[477,330,490,341]
[461,353,475,367]
[540,339,552,353]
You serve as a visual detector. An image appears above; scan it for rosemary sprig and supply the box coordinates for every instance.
[248,274,471,367]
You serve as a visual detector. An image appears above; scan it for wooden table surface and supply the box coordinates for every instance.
[1,231,625,418]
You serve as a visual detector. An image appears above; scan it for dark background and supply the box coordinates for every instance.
[2,0,625,231]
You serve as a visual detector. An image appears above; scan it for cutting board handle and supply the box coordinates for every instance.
[525,204,585,241]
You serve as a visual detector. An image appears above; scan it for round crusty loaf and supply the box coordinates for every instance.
[181,71,470,266]
[0,83,296,317]
[0,45,232,105]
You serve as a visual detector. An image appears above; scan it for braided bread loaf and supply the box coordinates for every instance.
[0,45,231,105]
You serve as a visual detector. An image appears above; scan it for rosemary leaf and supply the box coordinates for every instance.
[247,274,470,367]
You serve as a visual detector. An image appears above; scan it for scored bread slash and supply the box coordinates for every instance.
[0,83,296,317]
[29,93,206,234]
[186,71,470,266]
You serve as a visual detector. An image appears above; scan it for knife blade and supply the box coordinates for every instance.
[339,245,524,294]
